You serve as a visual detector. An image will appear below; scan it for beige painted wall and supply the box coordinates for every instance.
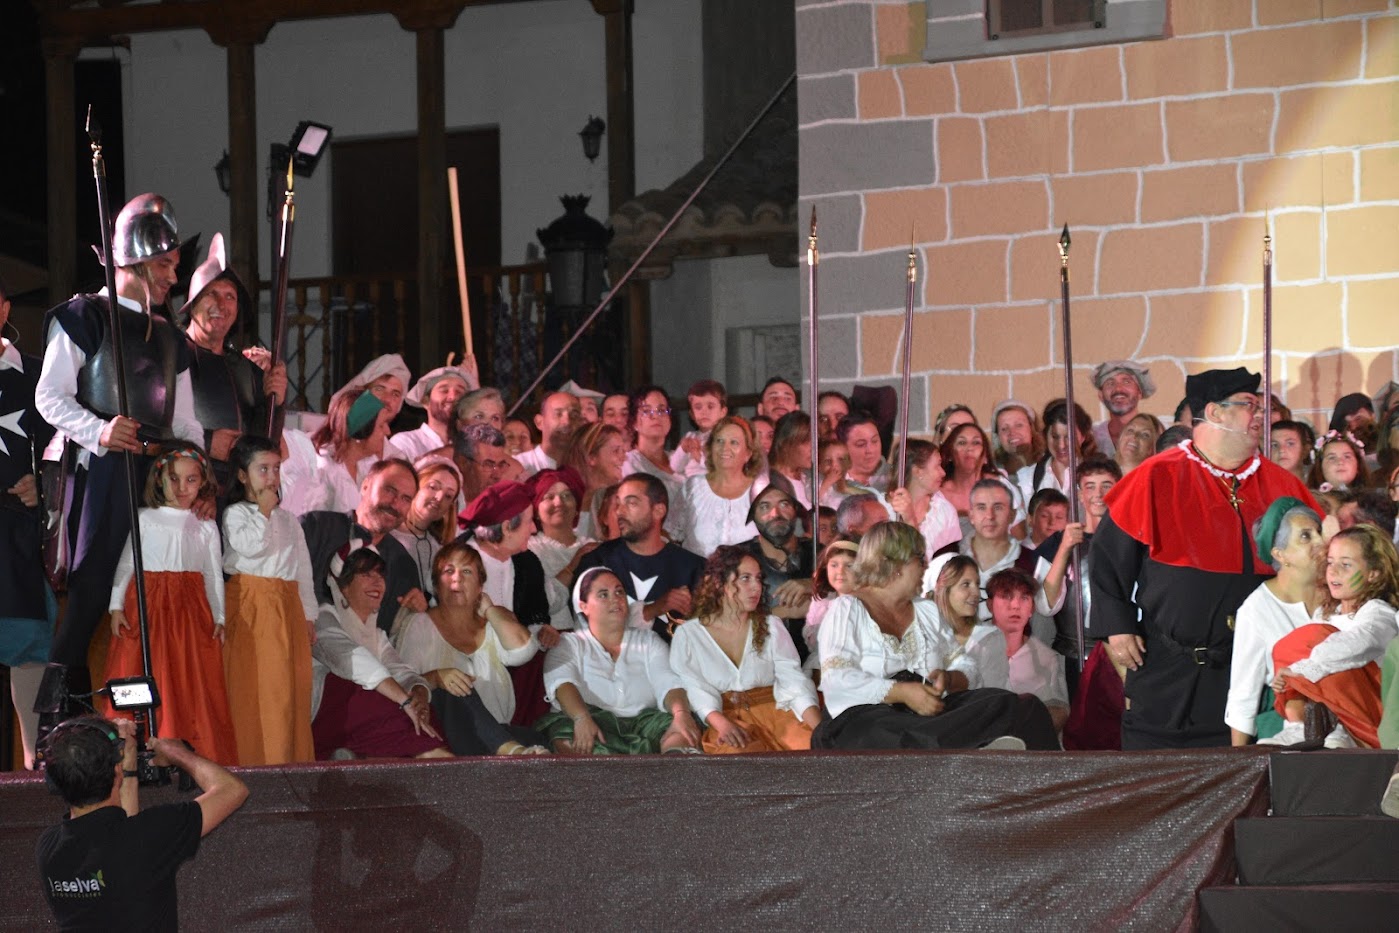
[798,0,1398,431]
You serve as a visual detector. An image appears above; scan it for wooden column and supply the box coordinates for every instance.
[414,25,447,375]
[226,42,260,341]
[43,38,81,306]
[591,0,636,213]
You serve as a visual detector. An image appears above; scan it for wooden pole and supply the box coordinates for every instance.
[448,166,474,358]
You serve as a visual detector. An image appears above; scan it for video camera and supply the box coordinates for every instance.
[104,675,194,791]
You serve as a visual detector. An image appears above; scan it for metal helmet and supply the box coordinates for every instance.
[110,193,183,267]
[177,232,249,324]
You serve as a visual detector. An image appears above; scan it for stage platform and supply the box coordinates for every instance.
[1,748,1280,931]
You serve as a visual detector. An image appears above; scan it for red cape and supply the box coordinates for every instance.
[1103,444,1320,574]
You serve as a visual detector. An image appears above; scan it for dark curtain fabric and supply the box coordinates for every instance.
[1,749,1270,931]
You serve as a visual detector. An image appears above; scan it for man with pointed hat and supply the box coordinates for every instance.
[1090,360,1156,458]
[33,193,204,729]
[180,233,288,482]
[1090,367,1319,749]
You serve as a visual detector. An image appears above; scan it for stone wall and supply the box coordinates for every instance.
[797,0,1399,431]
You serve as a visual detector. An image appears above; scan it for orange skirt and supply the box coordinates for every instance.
[1273,622,1384,748]
[102,571,239,765]
[224,575,315,765]
[700,685,813,755]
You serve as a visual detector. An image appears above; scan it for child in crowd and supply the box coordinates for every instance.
[1025,488,1069,550]
[1270,419,1315,485]
[221,435,319,765]
[671,379,728,477]
[1307,430,1369,493]
[1264,525,1399,748]
[103,446,238,765]
[815,506,837,548]
[986,568,1070,734]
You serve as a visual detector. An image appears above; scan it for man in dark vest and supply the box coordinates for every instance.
[33,193,204,732]
[179,232,287,489]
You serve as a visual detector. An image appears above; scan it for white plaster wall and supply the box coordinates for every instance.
[122,0,704,280]
[650,253,798,401]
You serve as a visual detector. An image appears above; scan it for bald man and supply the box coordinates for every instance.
[514,391,581,478]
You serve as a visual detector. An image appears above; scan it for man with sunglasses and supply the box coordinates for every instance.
[1091,368,1319,749]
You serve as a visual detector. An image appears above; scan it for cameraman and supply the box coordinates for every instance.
[35,716,249,931]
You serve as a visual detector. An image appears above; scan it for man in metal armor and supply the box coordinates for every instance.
[179,232,287,488]
[32,193,203,731]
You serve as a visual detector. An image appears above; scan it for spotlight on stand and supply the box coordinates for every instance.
[267,120,333,218]
[579,116,606,163]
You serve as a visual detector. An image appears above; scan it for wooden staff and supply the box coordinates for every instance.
[807,207,820,569]
[1262,224,1273,453]
[895,232,917,485]
[1058,224,1086,668]
[448,167,474,359]
[87,107,155,719]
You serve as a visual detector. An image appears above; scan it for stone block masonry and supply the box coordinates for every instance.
[797,0,1399,432]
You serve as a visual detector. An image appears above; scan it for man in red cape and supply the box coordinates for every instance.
[1090,368,1319,749]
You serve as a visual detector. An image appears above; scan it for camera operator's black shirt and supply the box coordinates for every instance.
[36,802,202,932]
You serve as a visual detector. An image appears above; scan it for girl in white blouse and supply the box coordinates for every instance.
[103,445,238,765]
[538,568,702,754]
[813,521,1060,751]
[670,546,821,753]
[221,436,319,765]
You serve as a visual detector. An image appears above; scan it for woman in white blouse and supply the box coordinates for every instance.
[310,549,452,759]
[393,542,549,755]
[395,540,542,727]
[670,546,821,753]
[887,439,961,559]
[538,567,702,754]
[622,384,690,546]
[813,521,1059,751]
[683,415,764,558]
[287,386,393,516]
[926,553,1009,692]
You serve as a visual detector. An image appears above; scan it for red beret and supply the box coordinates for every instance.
[531,467,587,512]
[459,480,534,529]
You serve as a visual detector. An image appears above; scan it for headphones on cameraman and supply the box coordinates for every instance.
[39,717,125,794]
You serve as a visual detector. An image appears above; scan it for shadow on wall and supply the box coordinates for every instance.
[1289,349,1391,429]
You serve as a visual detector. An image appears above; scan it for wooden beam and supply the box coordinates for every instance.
[43,37,80,306]
[224,42,260,341]
[591,0,635,213]
[414,26,447,374]
[37,0,505,44]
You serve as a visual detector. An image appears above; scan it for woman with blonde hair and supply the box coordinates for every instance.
[563,421,628,539]
[812,521,1059,751]
[682,415,765,557]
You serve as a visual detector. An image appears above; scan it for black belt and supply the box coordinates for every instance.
[1153,630,1231,668]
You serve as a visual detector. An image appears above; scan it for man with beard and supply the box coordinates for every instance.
[756,377,798,422]
[180,234,288,483]
[514,391,580,478]
[34,193,204,728]
[302,458,427,633]
[740,485,814,658]
[574,473,704,640]
[387,364,476,462]
[1092,368,1319,749]
[1090,360,1156,457]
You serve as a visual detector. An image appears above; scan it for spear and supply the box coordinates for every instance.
[895,230,917,486]
[1262,222,1273,454]
[1058,224,1086,669]
[265,156,295,442]
[807,207,820,568]
[88,106,156,727]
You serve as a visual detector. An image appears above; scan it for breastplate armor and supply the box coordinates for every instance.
[76,306,182,439]
[188,342,258,434]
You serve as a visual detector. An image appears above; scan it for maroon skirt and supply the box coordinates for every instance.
[312,674,447,759]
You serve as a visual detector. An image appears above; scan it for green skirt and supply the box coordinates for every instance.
[535,705,675,755]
